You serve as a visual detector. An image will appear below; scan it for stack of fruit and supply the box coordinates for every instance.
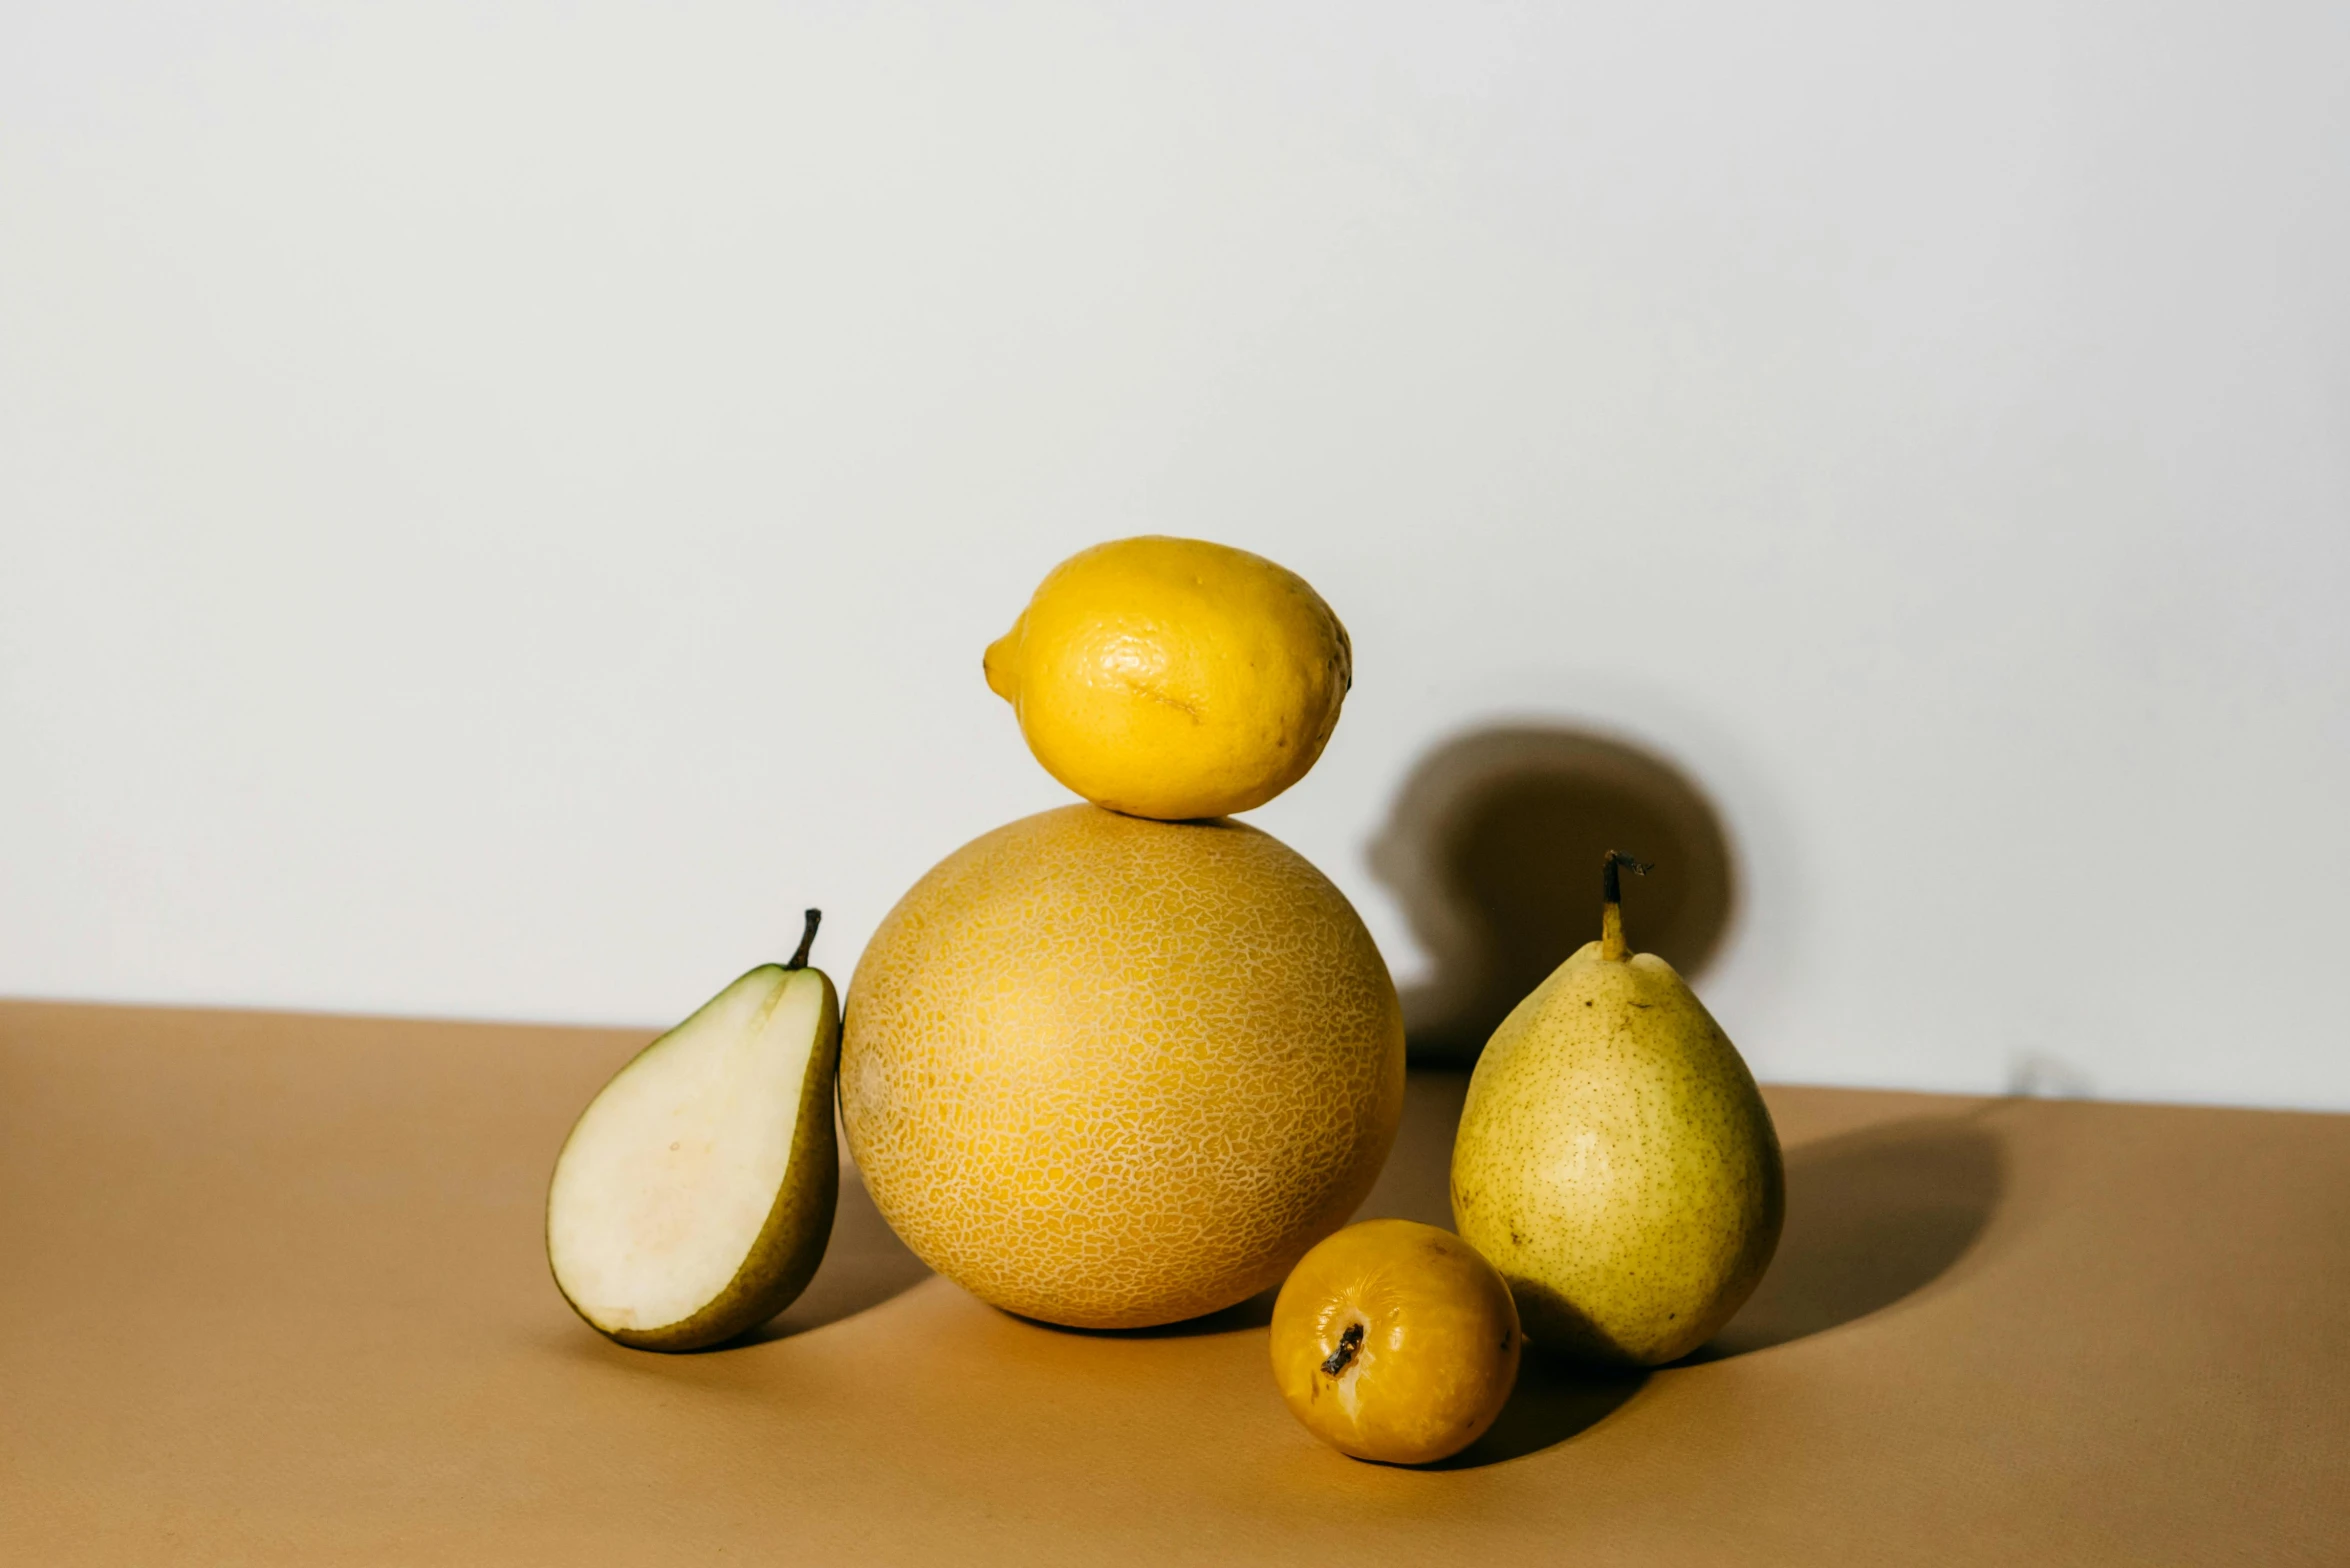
[543,536,1784,1467]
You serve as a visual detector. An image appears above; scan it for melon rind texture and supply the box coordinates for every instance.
[841,805,1406,1329]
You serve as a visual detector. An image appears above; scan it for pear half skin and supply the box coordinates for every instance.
[547,910,840,1351]
[1450,855,1783,1367]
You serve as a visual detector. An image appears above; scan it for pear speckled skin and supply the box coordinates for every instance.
[842,804,1405,1330]
[1450,941,1783,1367]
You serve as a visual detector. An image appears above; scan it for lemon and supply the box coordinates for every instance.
[983,536,1353,820]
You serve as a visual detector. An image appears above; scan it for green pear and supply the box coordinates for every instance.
[1450,855,1782,1366]
[547,910,840,1351]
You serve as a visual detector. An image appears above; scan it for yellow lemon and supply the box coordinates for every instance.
[1271,1219,1522,1465]
[983,536,1353,820]
[840,804,1404,1329]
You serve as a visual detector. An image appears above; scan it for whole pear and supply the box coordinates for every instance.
[1450,854,1782,1366]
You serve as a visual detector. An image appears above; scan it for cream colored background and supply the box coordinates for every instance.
[3,2,2345,1107]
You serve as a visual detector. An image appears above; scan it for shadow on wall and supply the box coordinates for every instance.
[1368,725,1738,1063]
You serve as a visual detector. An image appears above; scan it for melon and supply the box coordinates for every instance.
[840,805,1404,1328]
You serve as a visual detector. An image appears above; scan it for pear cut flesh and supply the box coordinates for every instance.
[547,962,840,1351]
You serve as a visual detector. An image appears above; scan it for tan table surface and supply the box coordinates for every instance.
[2,999,2344,1565]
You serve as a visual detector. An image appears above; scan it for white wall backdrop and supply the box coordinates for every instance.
[4,2,2345,1108]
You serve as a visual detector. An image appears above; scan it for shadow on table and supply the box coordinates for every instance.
[1032,1285,1281,1340]
[720,1168,934,1349]
[1350,1074,2007,1458]
[1433,1352,1648,1468]
[1352,1070,1471,1229]
[1693,1110,2004,1361]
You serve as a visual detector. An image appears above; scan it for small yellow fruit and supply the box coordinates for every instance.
[841,805,1404,1329]
[1270,1219,1521,1465]
[983,536,1352,821]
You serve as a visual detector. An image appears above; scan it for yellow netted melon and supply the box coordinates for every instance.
[841,804,1404,1329]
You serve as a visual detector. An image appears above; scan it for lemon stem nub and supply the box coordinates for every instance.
[785,909,822,971]
[1599,852,1652,962]
[1320,1320,1366,1377]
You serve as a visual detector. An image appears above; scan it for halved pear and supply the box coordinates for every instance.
[547,911,840,1351]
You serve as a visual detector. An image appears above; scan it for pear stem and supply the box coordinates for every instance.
[785,909,822,971]
[1599,852,1652,962]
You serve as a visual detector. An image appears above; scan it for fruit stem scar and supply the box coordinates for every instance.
[786,909,822,971]
[1599,851,1653,962]
[1320,1321,1365,1377]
